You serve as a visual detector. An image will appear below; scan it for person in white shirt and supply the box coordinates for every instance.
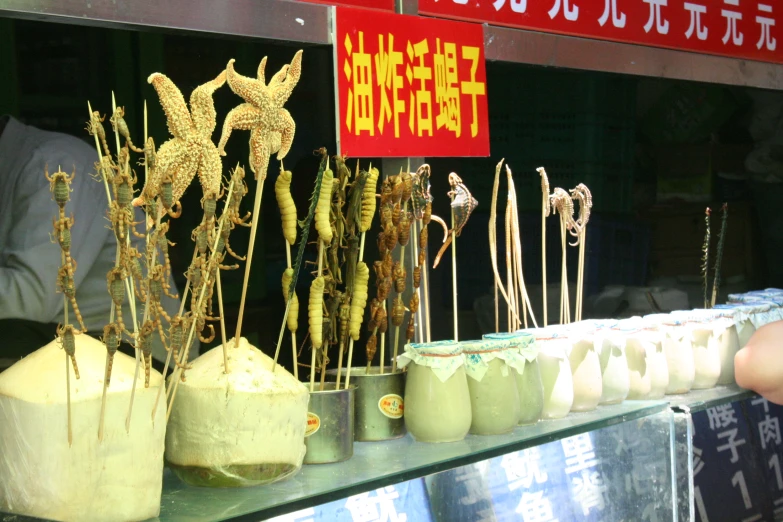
[0,115,187,369]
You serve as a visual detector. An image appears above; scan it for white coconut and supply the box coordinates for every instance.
[0,335,166,522]
[165,337,309,487]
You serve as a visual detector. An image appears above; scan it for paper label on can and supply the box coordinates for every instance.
[378,394,404,419]
[305,412,320,437]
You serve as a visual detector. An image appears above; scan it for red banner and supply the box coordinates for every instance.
[419,0,782,65]
[298,0,394,11]
[334,7,490,157]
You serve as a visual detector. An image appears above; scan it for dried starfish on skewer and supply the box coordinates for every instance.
[133,70,226,208]
[432,172,478,269]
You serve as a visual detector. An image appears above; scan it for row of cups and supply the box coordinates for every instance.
[397,288,783,443]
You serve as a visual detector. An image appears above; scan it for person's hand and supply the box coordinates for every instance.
[735,320,783,405]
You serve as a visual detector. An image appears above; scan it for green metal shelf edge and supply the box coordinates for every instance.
[157,400,669,522]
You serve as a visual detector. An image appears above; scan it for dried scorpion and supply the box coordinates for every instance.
[57,264,87,331]
[57,324,81,379]
[228,166,251,227]
[102,323,122,386]
[86,110,112,158]
[44,167,74,216]
[110,106,144,153]
[432,172,478,269]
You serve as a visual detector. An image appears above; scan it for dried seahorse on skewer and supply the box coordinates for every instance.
[57,324,81,379]
[432,173,478,269]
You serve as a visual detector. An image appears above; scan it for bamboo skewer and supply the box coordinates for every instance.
[702,208,711,309]
[451,206,459,341]
[344,231,366,389]
[311,240,325,393]
[217,269,230,373]
[711,203,728,308]
[166,179,236,422]
[411,220,424,342]
[234,176,267,347]
[537,167,550,327]
[61,249,73,446]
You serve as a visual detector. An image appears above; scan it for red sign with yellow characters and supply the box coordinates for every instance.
[334,7,490,157]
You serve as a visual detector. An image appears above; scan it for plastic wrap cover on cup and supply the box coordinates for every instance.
[398,341,471,443]
[326,367,406,442]
[643,313,695,395]
[519,328,574,419]
[483,332,544,425]
[670,310,728,389]
[304,383,355,465]
[714,303,767,348]
[461,339,520,435]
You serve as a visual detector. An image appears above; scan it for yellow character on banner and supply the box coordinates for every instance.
[434,39,461,137]
[375,33,405,137]
[460,45,486,138]
[406,38,433,137]
[344,31,375,136]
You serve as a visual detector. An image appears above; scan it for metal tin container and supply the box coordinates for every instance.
[328,367,406,441]
[303,383,355,465]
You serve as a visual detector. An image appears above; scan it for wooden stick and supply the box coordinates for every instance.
[153,250,194,417]
[235,176,267,347]
[166,180,236,421]
[66,353,73,447]
[61,249,73,446]
[311,240,325,393]
[507,173,538,329]
[344,231,366,389]
[505,204,515,331]
[538,168,549,328]
[411,219,424,341]
[451,206,459,342]
[217,269,230,373]
[711,203,729,308]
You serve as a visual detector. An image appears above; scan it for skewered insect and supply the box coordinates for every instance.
[138,320,155,387]
[393,261,406,294]
[432,172,479,269]
[282,268,299,332]
[57,265,87,331]
[391,296,405,327]
[409,292,419,314]
[419,226,428,250]
[391,203,401,228]
[315,167,334,244]
[349,262,370,341]
[365,334,378,366]
[158,172,183,218]
[44,167,74,213]
[57,324,81,379]
[401,170,413,204]
[155,221,176,277]
[109,200,144,242]
[106,267,128,332]
[102,323,122,386]
[411,164,433,220]
[52,214,76,278]
[373,304,387,334]
[275,169,297,245]
[309,276,325,349]
[86,110,111,158]
[228,165,251,227]
[219,222,246,261]
[169,314,190,370]
[413,266,421,288]
[339,301,350,347]
[110,106,143,153]
[398,210,411,246]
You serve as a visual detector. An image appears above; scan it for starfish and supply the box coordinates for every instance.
[217,50,303,180]
[133,70,226,208]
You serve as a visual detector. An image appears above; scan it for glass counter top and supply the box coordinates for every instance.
[666,384,756,413]
[156,400,669,522]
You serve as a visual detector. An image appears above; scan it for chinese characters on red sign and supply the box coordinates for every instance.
[419,0,782,65]
[335,7,490,157]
